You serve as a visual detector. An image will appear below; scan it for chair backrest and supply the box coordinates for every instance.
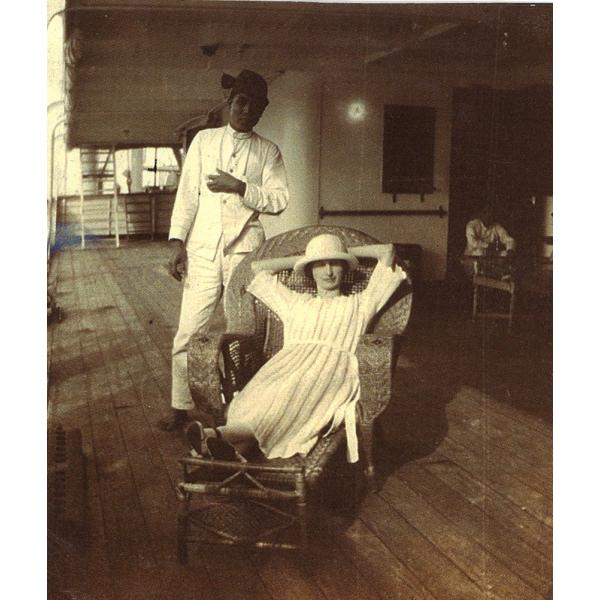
[225,226,413,361]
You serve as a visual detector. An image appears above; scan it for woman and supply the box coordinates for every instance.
[186,233,406,463]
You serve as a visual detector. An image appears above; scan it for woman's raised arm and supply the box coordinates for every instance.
[349,243,395,268]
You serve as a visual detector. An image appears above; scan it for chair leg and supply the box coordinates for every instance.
[508,286,516,333]
[295,473,309,550]
[472,282,479,322]
[360,422,377,492]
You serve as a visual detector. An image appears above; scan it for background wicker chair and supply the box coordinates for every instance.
[176,225,412,559]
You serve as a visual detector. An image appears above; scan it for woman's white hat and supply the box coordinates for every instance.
[293,234,359,275]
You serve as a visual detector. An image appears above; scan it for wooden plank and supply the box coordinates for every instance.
[434,436,552,527]
[89,242,272,600]
[117,407,220,600]
[73,419,118,600]
[97,249,176,366]
[87,249,191,464]
[48,250,117,600]
[48,250,74,410]
[84,254,248,598]
[192,546,274,600]
[85,250,188,483]
[69,248,219,600]
[381,477,542,600]
[442,430,551,498]
[118,246,181,323]
[446,387,552,470]
[250,552,327,600]
[299,527,383,600]
[71,250,159,583]
[421,458,553,557]
[393,465,552,594]
[359,493,484,600]
[78,251,141,411]
[333,517,436,599]
[76,416,117,600]
[450,384,551,443]
[103,249,177,366]
[459,383,551,437]
[52,251,117,597]
[89,249,294,598]
[443,403,552,497]
[395,326,551,428]
[49,242,553,600]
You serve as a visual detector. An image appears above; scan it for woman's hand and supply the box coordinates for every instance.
[168,239,187,281]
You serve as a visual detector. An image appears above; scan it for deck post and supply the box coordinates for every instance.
[78,148,85,249]
[113,145,120,248]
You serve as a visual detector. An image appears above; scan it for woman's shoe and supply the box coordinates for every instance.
[185,422,247,462]
[206,437,246,462]
[184,421,210,457]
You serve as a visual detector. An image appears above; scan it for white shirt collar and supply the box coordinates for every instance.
[225,124,253,140]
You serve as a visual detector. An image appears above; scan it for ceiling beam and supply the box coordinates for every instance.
[365,22,461,65]
[64,1,505,24]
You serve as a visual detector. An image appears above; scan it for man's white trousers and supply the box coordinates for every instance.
[171,241,246,411]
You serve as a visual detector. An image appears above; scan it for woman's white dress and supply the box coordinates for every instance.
[225,261,404,462]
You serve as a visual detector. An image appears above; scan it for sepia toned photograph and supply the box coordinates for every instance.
[46,2,553,598]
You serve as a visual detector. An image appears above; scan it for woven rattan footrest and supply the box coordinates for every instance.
[185,498,300,549]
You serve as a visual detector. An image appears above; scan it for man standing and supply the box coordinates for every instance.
[159,70,289,430]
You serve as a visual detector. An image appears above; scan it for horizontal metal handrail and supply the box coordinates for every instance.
[319,205,447,218]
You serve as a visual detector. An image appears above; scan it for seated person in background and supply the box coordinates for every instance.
[463,205,516,279]
[185,233,406,464]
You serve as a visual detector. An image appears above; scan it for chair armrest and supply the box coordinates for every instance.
[356,333,396,425]
[218,332,266,400]
[187,331,264,426]
[187,331,225,425]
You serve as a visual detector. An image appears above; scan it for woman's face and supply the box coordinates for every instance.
[311,260,345,294]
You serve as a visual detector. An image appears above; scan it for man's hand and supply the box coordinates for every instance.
[206,169,246,196]
[168,239,187,281]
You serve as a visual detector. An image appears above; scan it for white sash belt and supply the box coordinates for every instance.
[285,338,354,355]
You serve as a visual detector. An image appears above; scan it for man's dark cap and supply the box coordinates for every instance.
[221,70,269,105]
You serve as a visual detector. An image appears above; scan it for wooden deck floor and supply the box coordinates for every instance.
[47,241,552,600]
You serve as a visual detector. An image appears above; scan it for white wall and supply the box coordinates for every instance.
[218,64,550,280]
[318,73,453,280]
[252,69,455,280]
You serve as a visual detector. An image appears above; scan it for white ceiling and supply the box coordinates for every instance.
[62,1,552,147]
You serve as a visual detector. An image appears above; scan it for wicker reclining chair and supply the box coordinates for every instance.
[176,226,412,560]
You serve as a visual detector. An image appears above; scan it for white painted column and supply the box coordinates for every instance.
[255,71,322,238]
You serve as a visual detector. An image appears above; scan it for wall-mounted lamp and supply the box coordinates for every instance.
[347,100,367,122]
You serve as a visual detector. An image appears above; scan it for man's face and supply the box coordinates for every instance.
[228,93,266,132]
[311,260,346,293]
